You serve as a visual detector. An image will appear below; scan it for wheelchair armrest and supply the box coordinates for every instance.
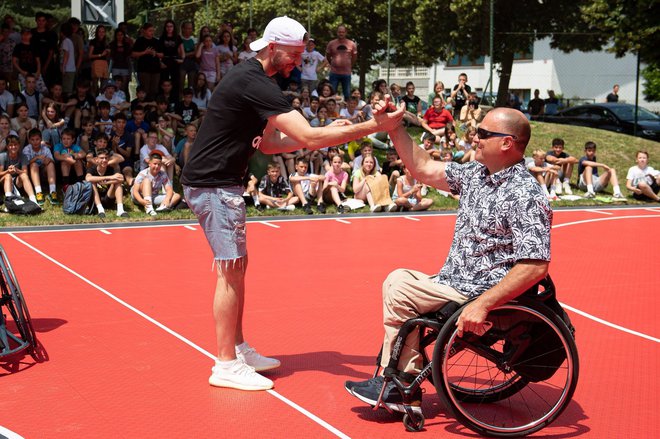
[435,301,462,323]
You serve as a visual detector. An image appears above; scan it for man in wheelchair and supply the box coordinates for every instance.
[345,108,553,415]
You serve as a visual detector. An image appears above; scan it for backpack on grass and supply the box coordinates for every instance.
[63,181,94,215]
[3,196,42,215]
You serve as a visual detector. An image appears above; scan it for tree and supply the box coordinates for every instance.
[642,64,660,102]
[408,1,611,107]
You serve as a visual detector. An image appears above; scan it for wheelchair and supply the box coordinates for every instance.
[370,276,579,437]
[0,244,38,360]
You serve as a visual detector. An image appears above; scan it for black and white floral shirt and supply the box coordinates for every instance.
[437,160,552,298]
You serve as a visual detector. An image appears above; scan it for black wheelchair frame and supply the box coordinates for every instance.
[0,244,38,360]
[370,276,579,437]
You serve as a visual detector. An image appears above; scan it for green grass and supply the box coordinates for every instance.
[1,122,658,228]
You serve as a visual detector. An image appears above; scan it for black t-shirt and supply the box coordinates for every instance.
[13,43,38,73]
[528,98,545,116]
[181,58,292,187]
[452,83,472,108]
[75,93,96,111]
[87,165,115,193]
[606,93,618,103]
[174,101,199,124]
[401,95,421,114]
[30,29,57,63]
[161,35,182,60]
[132,37,163,73]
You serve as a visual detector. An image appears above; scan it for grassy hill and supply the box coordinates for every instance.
[1,122,658,228]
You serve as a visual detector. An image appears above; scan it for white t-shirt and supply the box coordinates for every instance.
[238,50,256,62]
[61,38,76,73]
[626,165,659,186]
[0,90,14,115]
[139,144,171,170]
[301,49,326,80]
[339,108,359,119]
[192,88,212,110]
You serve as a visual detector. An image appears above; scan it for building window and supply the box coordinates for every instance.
[513,46,533,61]
[446,54,485,67]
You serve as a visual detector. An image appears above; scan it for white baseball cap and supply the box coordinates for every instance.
[250,16,308,52]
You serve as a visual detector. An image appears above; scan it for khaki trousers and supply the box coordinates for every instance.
[381,268,468,373]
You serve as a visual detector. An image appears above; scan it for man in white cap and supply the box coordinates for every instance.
[181,16,403,391]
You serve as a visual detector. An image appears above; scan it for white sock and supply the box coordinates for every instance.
[96,204,105,214]
[613,185,621,195]
[5,192,12,197]
[236,341,249,352]
[35,185,42,193]
[29,195,37,203]
[252,195,259,205]
[214,358,241,369]
[117,203,124,215]
[542,186,550,196]
[587,184,594,193]
[49,184,56,193]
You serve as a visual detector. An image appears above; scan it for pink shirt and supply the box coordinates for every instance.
[326,39,357,75]
[325,169,348,186]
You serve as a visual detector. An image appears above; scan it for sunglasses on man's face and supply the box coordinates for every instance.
[477,127,518,140]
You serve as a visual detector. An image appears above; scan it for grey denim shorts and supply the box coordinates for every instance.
[183,185,247,261]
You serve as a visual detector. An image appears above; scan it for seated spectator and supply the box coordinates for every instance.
[126,105,150,155]
[109,112,135,185]
[77,118,96,153]
[352,141,380,173]
[440,123,462,161]
[545,137,577,195]
[156,115,175,151]
[289,158,325,214]
[71,81,97,130]
[366,92,388,149]
[438,149,461,201]
[0,78,14,117]
[323,154,349,213]
[257,162,297,211]
[457,126,477,163]
[422,96,454,139]
[401,81,423,127]
[578,141,625,199]
[22,128,57,205]
[381,148,404,191]
[626,150,660,202]
[428,80,447,107]
[171,87,200,134]
[157,79,178,113]
[86,132,122,173]
[323,146,349,174]
[325,98,340,120]
[420,133,441,160]
[85,148,127,218]
[0,115,17,152]
[192,73,212,114]
[146,96,170,127]
[392,166,433,211]
[339,96,364,123]
[459,92,483,129]
[95,101,114,136]
[10,103,37,146]
[317,82,343,108]
[174,123,196,168]
[53,128,85,189]
[130,86,156,113]
[352,154,396,212]
[527,149,559,200]
[303,96,320,121]
[139,128,175,181]
[0,134,38,204]
[351,88,368,111]
[310,106,333,128]
[131,151,180,216]
[39,102,66,147]
[112,76,128,102]
[389,82,403,105]
[41,83,76,122]
[96,80,129,116]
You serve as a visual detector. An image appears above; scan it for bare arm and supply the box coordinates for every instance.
[456,260,550,337]
[262,101,404,154]
[387,122,451,191]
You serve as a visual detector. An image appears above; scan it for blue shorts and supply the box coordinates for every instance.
[183,185,247,261]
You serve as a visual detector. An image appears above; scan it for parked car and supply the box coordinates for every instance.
[536,103,660,141]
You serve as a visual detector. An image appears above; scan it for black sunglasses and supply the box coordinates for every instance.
[477,127,518,140]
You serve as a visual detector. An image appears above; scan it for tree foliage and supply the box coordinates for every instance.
[642,64,660,102]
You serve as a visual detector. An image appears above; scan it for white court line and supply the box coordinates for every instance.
[643,207,660,213]
[588,209,613,215]
[560,302,659,343]
[404,216,421,222]
[259,221,280,229]
[552,214,660,230]
[100,229,111,235]
[184,225,197,231]
[0,425,24,439]
[8,232,350,439]
[335,219,351,224]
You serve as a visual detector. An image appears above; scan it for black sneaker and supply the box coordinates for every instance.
[256,204,265,212]
[337,204,347,214]
[316,202,326,214]
[346,376,422,415]
[98,212,106,219]
[303,203,313,215]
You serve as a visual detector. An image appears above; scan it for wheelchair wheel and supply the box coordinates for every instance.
[432,298,578,437]
[0,245,37,357]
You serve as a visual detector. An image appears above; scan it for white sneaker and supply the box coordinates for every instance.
[420,186,428,196]
[386,203,398,212]
[554,181,562,195]
[563,181,573,195]
[370,204,382,212]
[277,204,295,211]
[612,193,627,201]
[156,204,171,212]
[236,344,281,372]
[584,191,596,199]
[209,359,273,390]
[145,207,157,216]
